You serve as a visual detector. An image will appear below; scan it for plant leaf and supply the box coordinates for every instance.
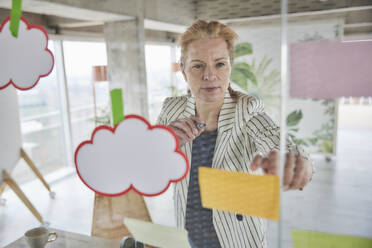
[322,140,333,153]
[287,110,303,127]
[230,69,248,90]
[293,138,309,147]
[234,43,253,58]
[307,137,318,145]
[232,62,258,86]
[289,128,299,132]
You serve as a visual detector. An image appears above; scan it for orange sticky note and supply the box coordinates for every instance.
[198,167,280,221]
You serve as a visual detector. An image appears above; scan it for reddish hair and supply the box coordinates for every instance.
[179,19,238,69]
[179,19,239,98]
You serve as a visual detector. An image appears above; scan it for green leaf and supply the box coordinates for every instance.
[287,110,303,127]
[293,138,309,147]
[234,43,253,58]
[288,133,296,139]
[322,140,333,154]
[289,128,299,132]
[257,56,272,77]
[307,137,318,145]
[233,62,252,71]
[230,69,247,90]
[232,62,258,86]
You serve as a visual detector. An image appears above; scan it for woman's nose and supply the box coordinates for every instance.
[202,67,217,81]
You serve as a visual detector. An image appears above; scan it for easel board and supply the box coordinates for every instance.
[0,87,22,184]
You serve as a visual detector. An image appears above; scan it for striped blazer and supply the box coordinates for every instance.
[157,91,308,248]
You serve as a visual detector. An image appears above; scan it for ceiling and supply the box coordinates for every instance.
[0,0,371,41]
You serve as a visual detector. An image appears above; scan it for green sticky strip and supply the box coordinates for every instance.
[110,89,124,126]
[292,230,372,248]
[10,0,22,38]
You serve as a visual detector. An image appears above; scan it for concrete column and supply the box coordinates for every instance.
[92,6,152,240]
[104,13,149,119]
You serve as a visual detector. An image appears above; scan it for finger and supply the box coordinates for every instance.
[190,115,204,123]
[283,153,296,191]
[250,154,264,171]
[171,127,190,145]
[170,121,194,139]
[189,116,206,133]
[299,158,312,189]
[261,157,271,174]
[179,120,196,138]
[184,118,199,136]
[298,177,308,190]
[289,156,306,190]
[265,150,279,175]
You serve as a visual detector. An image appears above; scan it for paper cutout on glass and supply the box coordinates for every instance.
[124,217,191,248]
[292,230,372,248]
[75,115,189,197]
[198,167,280,221]
[290,40,372,98]
[0,17,54,90]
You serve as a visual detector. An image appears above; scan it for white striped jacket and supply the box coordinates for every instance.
[157,91,308,248]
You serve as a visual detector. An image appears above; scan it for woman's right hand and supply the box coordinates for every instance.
[169,115,205,146]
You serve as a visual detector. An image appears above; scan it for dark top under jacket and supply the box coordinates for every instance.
[185,130,221,248]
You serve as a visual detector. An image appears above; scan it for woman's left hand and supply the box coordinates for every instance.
[250,150,313,191]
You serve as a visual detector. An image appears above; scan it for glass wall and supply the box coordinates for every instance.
[63,41,109,151]
[145,44,187,124]
[13,41,110,184]
[14,41,66,183]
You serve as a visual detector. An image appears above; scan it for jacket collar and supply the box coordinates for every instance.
[182,90,236,133]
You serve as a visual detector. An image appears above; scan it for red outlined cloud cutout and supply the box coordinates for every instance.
[0,17,54,90]
[75,115,189,197]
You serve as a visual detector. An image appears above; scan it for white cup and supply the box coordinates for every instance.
[24,227,57,248]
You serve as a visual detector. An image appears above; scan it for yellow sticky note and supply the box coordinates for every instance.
[198,167,280,221]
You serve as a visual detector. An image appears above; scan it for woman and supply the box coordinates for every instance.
[157,20,314,248]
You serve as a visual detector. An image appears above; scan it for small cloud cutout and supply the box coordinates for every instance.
[75,115,189,197]
[0,17,54,90]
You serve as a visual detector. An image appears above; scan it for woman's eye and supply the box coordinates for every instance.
[216,62,225,68]
[192,64,203,69]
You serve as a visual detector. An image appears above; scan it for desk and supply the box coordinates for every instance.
[5,228,121,248]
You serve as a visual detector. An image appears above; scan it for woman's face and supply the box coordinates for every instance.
[182,37,231,103]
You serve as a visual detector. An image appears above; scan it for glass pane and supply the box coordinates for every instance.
[15,41,66,183]
[63,41,108,150]
[146,44,172,124]
[146,45,188,124]
[284,1,372,247]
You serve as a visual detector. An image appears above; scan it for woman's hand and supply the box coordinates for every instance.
[169,115,205,146]
[250,150,313,191]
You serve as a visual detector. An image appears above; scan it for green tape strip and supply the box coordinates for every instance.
[10,0,22,38]
[110,89,124,126]
[292,230,372,248]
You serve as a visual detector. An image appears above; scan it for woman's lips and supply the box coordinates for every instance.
[202,87,219,92]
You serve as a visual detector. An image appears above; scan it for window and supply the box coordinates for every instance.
[63,41,108,150]
[15,41,66,183]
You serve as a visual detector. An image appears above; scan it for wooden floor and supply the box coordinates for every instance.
[1,128,371,247]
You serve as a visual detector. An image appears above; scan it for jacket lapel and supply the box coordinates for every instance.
[212,91,236,169]
[179,95,195,202]
[178,91,237,226]
[180,91,237,170]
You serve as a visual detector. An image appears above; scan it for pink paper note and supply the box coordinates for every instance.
[290,40,372,99]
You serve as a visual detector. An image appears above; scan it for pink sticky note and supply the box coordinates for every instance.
[290,40,372,99]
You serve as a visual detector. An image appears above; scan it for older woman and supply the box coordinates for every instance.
[157,20,314,248]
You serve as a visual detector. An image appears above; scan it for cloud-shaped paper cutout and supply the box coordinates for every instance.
[75,115,189,197]
[0,17,54,90]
